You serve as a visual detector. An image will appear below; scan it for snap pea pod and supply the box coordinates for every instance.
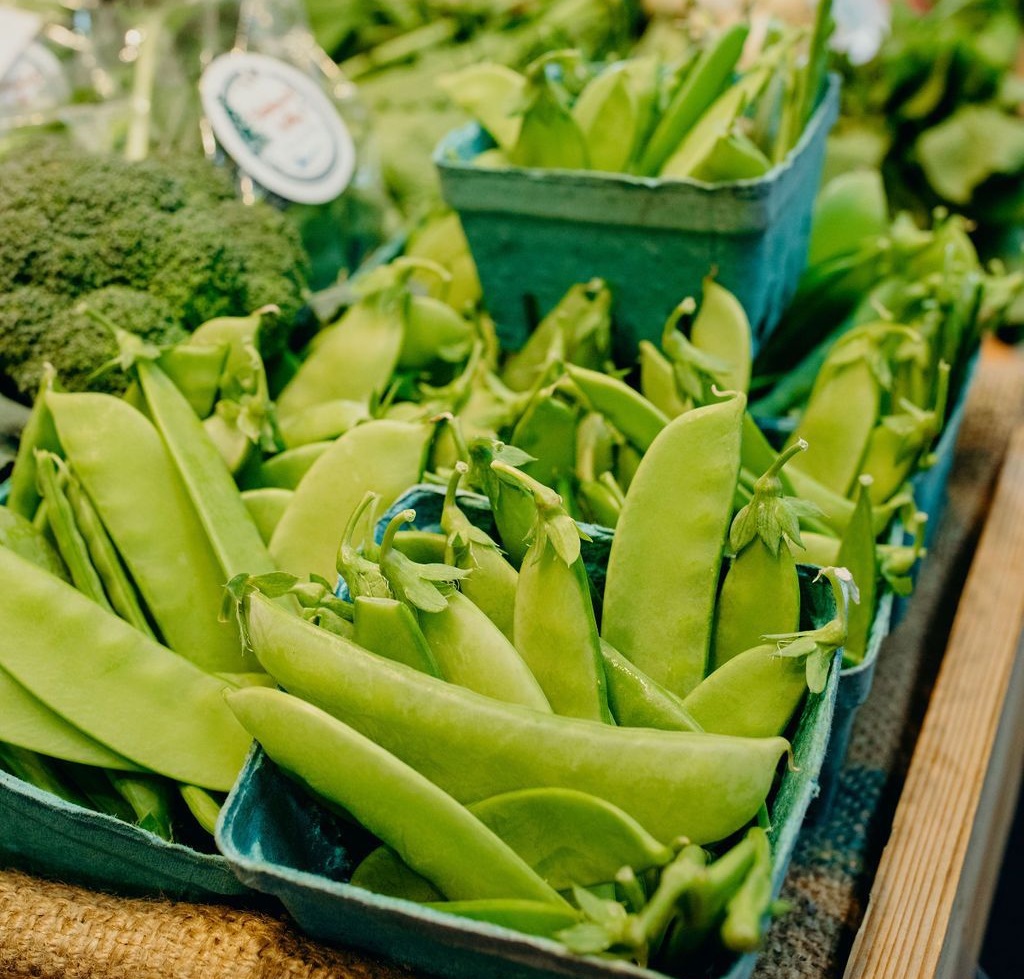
[603,392,745,698]
[393,530,448,564]
[136,357,275,584]
[426,900,582,939]
[65,471,154,638]
[0,546,250,790]
[270,420,434,582]
[107,772,174,840]
[837,478,877,665]
[6,367,60,520]
[353,596,441,677]
[34,451,112,611]
[0,743,87,806]
[179,785,223,835]
[351,847,443,902]
[441,465,518,642]
[0,496,67,581]
[561,364,669,454]
[242,590,789,845]
[156,343,228,420]
[510,394,578,488]
[572,66,637,174]
[639,340,689,418]
[720,826,774,953]
[637,23,748,176]
[691,127,771,182]
[397,294,474,372]
[255,442,332,490]
[358,787,671,898]
[0,666,140,769]
[509,57,589,170]
[493,462,611,722]
[241,488,293,545]
[278,399,371,449]
[468,439,539,569]
[228,686,567,907]
[690,278,752,396]
[438,64,526,152]
[47,390,244,672]
[711,440,807,670]
[599,640,702,733]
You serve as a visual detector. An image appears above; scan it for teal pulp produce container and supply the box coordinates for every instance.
[216,484,842,979]
[0,767,250,899]
[434,77,840,363]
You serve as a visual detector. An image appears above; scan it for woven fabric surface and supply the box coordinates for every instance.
[1,343,1022,979]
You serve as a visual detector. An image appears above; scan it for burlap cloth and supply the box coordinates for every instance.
[2,343,1022,979]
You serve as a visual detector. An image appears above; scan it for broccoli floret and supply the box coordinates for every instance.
[0,139,310,403]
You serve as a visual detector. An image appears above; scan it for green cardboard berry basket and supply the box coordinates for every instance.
[433,77,840,363]
[215,484,842,979]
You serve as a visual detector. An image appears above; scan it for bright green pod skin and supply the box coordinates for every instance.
[600,640,702,733]
[244,592,789,846]
[278,399,370,449]
[795,532,841,567]
[837,480,877,666]
[418,592,551,712]
[256,442,333,491]
[270,421,433,582]
[397,295,474,371]
[179,785,222,835]
[639,341,689,419]
[6,371,61,520]
[510,397,578,489]
[682,642,809,740]
[425,900,582,939]
[393,530,448,565]
[241,488,293,545]
[0,507,67,580]
[712,542,800,671]
[563,364,669,454]
[46,390,246,673]
[228,687,567,907]
[720,826,773,953]
[156,343,228,420]
[603,394,745,698]
[690,278,752,397]
[572,67,637,174]
[353,596,441,677]
[356,786,672,899]
[0,546,251,790]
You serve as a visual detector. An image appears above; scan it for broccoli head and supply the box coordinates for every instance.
[0,140,310,403]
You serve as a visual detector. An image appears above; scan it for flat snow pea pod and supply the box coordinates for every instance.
[441,466,518,642]
[711,440,807,670]
[426,900,582,939]
[572,66,638,174]
[107,772,174,840]
[795,532,841,567]
[179,784,222,835]
[599,640,702,733]
[46,391,246,672]
[494,463,611,722]
[351,847,444,902]
[241,488,293,545]
[0,505,67,580]
[156,343,228,420]
[270,420,433,582]
[393,530,448,565]
[720,826,773,953]
[562,364,669,454]
[690,278,752,397]
[637,23,748,176]
[278,399,371,449]
[228,686,567,907]
[398,295,474,371]
[510,394,578,488]
[691,127,771,181]
[136,359,276,581]
[6,366,61,520]
[437,64,526,152]
[509,63,588,170]
[0,547,251,790]
[256,441,332,490]
[353,596,441,677]
[469,439,540,569]
[639,341,689,418]
[837,478,877,666]
[603,392,745,698]
[243,591,790,845]
[0,665,141,770]
[418,591,551,711]
[0,743,87,806]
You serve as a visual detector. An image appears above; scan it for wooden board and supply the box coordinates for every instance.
[844,424,1024,979]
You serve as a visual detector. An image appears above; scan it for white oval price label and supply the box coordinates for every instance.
[200,52,356,205]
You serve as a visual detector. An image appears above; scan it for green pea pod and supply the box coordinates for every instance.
[228,687,567,906]
[600,640,702,733]
[0,506,67,580]
[808,170,889,268]
[136,358,276,583]
[0,666,141,770]
[711,440,808,670]
[179,784,223,835]
[202,409,253,476]
[398,295,474,371]
[561,364,669,454]
[510,394,578,488]
[794,531,840,567]
[468,439,540,569]
[437,64,526,153]
[0,547,250,790]
[107,772,174,840]
[578,478,622,529]
[603,393,745,698]
[418,590,551,711]
[0,743,88,807]
[6,366,61,520]
[427,900,582,939]
[255,441,332,490]
[637,23,748,177]
[278,400,370,449]
[351,848,443,902]
[404,211,482,313]
[572,67,637,174]
[441,466,518,642]
[47,390,245,672]
[493,463,611,722]
[353,596,441,677]
[691,127,771,182]
[393,530,448,564]
[270,420,433,582]
[241,590,790,845]
[241,488,293,545]
[690,278,752,397]
[639,341,689,418]
[838,478,877,665]
[510,70,588,170]
[156,343,228,420]
[720,826,773,952]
